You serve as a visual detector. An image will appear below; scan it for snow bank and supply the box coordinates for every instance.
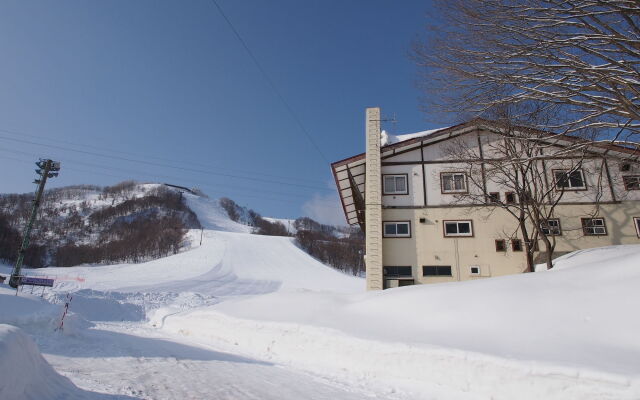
[164,245,640,400]
[0,324,84,400]
[0,286,64,331]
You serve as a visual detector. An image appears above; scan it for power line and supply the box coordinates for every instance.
[0,126,327,186]
[0,135,333,192]
[0,147,315,199]
[0,148,341,209]
[209,0,329,164]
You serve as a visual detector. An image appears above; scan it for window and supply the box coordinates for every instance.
[505,192,516,204]
[620,163,632,172]
[634,217,640,238]
[511,239,523,252]
[384,266,413,278]
[423,266,452,276]
[582,218,607,236]
[623,175,640,190]
[488,192,500,203]
[540,219,562,236]
[383,174,408,195]
[495,239,506,252]
[469,266,480,275]
[554,169,586,190]
[443,220,473,237]
[383,221,411,238]
[441,172,467,193]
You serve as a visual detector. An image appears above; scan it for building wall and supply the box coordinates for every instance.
[379,129,640,206]
[350,124,640,290]
[381,202,640,285]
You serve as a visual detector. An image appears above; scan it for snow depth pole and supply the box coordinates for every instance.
[9,159,61,288]
[56,294,73,332]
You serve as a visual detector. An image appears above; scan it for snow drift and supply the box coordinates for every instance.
[0,324,85,400]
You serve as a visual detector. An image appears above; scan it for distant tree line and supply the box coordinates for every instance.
[219,197,289,236]
[55,215,185,267]
[294,219,364,276]
[219,198,364,275]
[0,182,200,268]
[0,214,47,268]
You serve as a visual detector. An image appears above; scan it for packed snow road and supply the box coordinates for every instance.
[35,321,389,400]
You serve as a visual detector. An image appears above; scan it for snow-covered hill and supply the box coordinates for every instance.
[0,185,638,400]
[0,182,200,268]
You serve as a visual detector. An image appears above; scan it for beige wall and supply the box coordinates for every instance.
[381,201,640,285]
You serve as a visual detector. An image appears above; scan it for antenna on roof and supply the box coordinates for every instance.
[379,113,398,133]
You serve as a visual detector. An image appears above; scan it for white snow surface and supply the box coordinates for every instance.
[0,324,81,400]
[1,189,639,399]
[381,127,448,146]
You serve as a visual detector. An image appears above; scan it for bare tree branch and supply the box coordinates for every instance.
[416,0,640,139]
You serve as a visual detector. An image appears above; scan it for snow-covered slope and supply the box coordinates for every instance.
[161,245,640,400]
[0,187,369,400]
[184,193,251,233]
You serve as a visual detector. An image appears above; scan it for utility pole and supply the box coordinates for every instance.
[9,159,61,288]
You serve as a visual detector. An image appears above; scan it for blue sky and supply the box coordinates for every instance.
[0,0,448,225]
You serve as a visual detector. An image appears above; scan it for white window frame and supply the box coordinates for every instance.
[469,265,481,275]
[383,174,408,195]
[582,217,607,236]
[441,172,468,193]
[540,219,562,236]
[443,220,473,237]
[554,169,587,190]
[383,221,411,238]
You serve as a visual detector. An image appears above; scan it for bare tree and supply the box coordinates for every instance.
[415,0,640,143]
[442,115,608,271]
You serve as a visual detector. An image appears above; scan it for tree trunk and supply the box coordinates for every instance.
[518,213,533,273]
[525,250,534,273]
[540,236,555,270]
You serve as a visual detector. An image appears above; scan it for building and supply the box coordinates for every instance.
[331,108,640,290]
